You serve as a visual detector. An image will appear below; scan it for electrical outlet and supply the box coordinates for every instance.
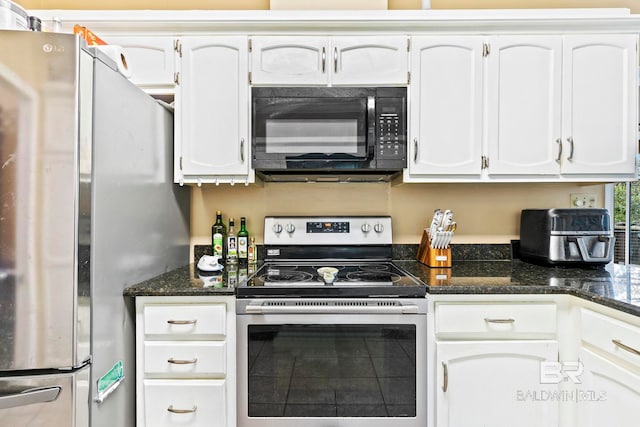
[570,193,597,208]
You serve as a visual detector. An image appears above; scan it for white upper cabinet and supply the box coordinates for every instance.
[174,36,252,185]
[99,35,176,95]
[486,36,563,177]
[407,33,638,182]
[560,35,637,178]
[406,36,483,178]
[250,35,409,86]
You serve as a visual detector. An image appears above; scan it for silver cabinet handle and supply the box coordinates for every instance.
[321,47,326,73]
[413,138,418,163]
[567,137,574,161]
[167,405,198,414]
[240,138,245,163]
[484,318,515,324]
[555,138,562,163]
[168,357,198,365]
[612,339,640,357]
[442,362,448,392]
[0,386,61,410]
[167,319,197,325]
[334,46,338,73]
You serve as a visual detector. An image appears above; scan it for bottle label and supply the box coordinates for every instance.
[238,236,248,258]
[213,233,223,257]
[248,244,256,262]
[227,236,238,261]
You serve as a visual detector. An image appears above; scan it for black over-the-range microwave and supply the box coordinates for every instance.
[251,87,407,182]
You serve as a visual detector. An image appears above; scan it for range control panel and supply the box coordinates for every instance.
[307,221,350,233]
[264,216,393,245]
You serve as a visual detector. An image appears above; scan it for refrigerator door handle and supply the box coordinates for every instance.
[0,386,61,410]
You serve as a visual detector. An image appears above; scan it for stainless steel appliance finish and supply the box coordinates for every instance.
[0,30,189,426]
[519,208,614,265]
[251,87,407,182]
[237,216,427,427]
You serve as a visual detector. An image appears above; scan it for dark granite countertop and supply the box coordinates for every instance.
[124,258,640,317]
[395,259,640,317]
[123,263,244,297]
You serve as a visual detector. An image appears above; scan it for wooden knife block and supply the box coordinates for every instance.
[417,229,452,268]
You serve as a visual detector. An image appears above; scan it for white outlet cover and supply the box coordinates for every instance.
[570,193,597,208]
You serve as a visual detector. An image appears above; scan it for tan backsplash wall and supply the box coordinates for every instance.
[191,183,605,247]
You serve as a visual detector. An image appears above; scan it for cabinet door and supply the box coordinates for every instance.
[100,36,176,94]
[576,348,640,427]
[331,36,408,85]
[486,36,562,176]
[407,37,483,178]
[175,36,250,180]
[436,340,559,427]
[560,35,637,177]
[250,36,329,85]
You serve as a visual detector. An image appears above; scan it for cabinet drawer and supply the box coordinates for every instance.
[144,304,226,339]
[435,303,556,339]
[144,341,226,378]
[144,379,226,427]
[581,308,640,368]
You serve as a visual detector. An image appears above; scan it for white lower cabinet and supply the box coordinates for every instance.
[436,340,559,427]
[144,379,226,427]
[574,307,640,427]
[575,348,640,427]
[136,296,236,427]
[433,300,560,427]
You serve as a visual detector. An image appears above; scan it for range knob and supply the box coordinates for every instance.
[285,223,296,234]
[374,222,384,233]
[361,223,372,233]
[272,223,283,234]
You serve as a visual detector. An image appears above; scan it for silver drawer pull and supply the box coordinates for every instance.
[167,319,197,325]
[167,405,198,414]
[612,339,640,357]
[442,362,448,393]
[484,318,515,324]
[168,357,198,365]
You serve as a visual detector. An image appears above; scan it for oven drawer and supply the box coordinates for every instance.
[143,304,226,339]
[435,302,557,339]
[143,379,226,427]
[144,341,227,378]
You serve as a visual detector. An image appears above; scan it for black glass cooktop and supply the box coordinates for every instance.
[237,262,426,298]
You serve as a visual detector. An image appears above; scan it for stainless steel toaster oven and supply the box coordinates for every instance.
[519,208,614,266]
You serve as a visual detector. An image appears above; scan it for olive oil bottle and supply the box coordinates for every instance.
[238,217,249,267]
[211,211,226,262]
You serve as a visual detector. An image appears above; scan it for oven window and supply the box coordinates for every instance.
[265,119,358,153]
[247,324,416,418]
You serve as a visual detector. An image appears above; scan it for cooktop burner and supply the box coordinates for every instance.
[238,262,425,298]
[235,216,427,298]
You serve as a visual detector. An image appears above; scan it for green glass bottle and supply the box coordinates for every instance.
[238,217,249,267]
[211,211,226,262]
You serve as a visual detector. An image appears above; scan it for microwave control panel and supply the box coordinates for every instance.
[376,97,406,163]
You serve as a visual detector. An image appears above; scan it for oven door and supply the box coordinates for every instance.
[252,89,374,170]
[236,299,427,427]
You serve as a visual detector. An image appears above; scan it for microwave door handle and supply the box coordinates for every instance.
[367,96,376,158]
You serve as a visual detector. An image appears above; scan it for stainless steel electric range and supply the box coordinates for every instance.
[236,216,427,427]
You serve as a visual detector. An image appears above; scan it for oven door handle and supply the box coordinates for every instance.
[244,304,420,315]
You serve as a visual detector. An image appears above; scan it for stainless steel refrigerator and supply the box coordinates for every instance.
[0,30,190,426]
